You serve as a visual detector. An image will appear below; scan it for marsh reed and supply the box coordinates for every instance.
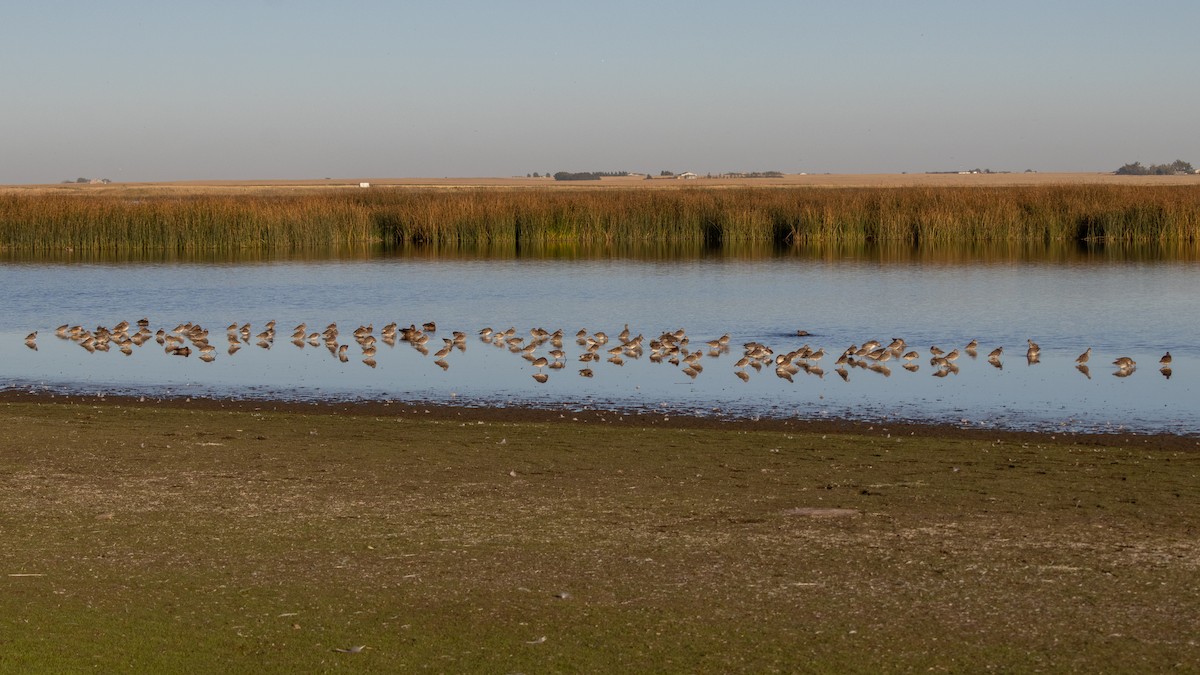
[2,185,1198,252]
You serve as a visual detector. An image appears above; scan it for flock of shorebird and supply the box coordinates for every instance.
[22,320,1175,383]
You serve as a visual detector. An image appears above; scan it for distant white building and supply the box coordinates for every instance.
[359,182,371,188]
[677,172,698,179]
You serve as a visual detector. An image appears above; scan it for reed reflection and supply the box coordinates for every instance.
[3,240,1200,266]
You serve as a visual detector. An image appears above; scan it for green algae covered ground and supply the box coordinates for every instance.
[1,397,1197,673]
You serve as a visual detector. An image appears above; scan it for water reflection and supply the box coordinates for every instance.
[2,241,1198,434]
[4,240,1200,265]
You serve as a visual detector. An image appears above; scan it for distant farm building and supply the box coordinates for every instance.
[677,172,698,179]
[359,182,371,188]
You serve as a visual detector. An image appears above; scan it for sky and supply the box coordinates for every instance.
[2,1,1198,183]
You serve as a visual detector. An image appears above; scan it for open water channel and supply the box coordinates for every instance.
[2,244,1196,434]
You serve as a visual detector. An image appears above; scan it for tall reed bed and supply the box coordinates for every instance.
[2,185,1198,251]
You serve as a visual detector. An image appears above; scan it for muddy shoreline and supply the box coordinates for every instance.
[4,389,1195,452]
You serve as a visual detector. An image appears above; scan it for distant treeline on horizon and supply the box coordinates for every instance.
[1115,160,1195,176]
[2,185,1199,252]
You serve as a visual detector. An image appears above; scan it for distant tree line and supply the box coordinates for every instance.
[720,171,785,178]
[552,171,629,181]
[1115,160,1194,175]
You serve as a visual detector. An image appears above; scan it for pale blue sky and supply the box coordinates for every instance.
[2,1,1197,183]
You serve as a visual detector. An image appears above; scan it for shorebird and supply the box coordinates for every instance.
[579,368,593,377]
[1160,352,1172,366]
[532,372,549,383]
[965,339,979,352]
[988,346,1003,360]
[1112,356,1136,369]
[1076,347,1092,364]
[24,331,37,349]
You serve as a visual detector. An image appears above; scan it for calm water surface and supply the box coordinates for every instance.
[2,245,1196,434]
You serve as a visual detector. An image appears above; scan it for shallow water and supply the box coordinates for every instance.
[2,244,1196,434]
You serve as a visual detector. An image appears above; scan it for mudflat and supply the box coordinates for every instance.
[1,393,1197,672]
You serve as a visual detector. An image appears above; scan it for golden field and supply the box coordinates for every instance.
[5,171,1200,195]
